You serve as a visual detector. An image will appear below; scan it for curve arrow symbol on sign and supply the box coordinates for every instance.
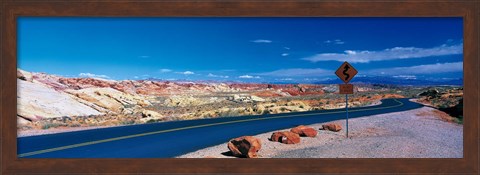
[343,64,350,81]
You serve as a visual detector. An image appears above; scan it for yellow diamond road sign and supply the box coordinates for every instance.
[335,61,358,83]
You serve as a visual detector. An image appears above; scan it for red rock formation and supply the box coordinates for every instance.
[320,123,342,132]
[290,125,317,137]
[227,136,262,158]
[32,71,327,97]
[58,77,112,89]
[279,84,324,96]
[251,90,283,97]
[270,131,301,144]
[111,80,137,94]
[229,83,268,91]
[32,73,69,91]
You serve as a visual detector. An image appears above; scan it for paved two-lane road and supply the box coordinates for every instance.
[18,98,423,158]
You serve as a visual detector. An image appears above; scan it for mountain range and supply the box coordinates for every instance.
[313,76,463,86]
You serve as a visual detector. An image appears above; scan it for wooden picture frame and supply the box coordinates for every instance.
[1,0,478,174]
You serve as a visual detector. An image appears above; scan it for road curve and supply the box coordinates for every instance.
[18,98,423,158]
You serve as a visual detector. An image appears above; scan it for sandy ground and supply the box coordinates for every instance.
[178,106,463,158]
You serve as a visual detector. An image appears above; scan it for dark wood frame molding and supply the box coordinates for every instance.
[1,0,478,174]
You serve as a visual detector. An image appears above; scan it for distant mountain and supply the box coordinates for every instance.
[314,76,463,86]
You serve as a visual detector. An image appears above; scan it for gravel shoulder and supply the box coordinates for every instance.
[178,105,463,158]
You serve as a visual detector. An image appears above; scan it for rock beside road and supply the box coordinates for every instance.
[320,123,342,132]
[227,136,262,158]
[140,110,165,122]
[270,131,301,144]
[290,125,317,137]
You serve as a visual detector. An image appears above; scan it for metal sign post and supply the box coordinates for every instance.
[335,61,357,139]
[346,94,349,138]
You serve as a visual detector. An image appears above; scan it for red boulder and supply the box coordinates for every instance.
[320,123,342,132]
[270,131,301,144]
[290,125,317,137]
[227,136,262,158]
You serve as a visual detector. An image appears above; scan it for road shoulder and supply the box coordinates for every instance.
[178,106,463,158]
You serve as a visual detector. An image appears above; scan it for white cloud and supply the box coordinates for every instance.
[239,75,261,79]
[392,75,417,79]
[334,39,345,44]
[304,78,319,81]
[441,77,457,80]
[134,76,139,79]
[367,62,463,75]
[79,73,110,79]
[324,39,345,45]
[176,71,195,75]
[303,43,463,63]
[220,69,236,72]
[251,39,272,43]
[139,56,150,58]
[281,53,289,56]
[258,68,332,77]
[284,47,291,50]
[277,78,293,81]
[159,69,172,73]
[208,73,229,78]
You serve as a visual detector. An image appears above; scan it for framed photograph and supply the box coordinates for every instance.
[1,0,478,174]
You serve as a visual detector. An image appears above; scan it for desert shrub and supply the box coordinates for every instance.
[203,113,213,118]
[87,123,98,127]
[257,109,263,114]
[280,107,287,112]
[41,122,61,130]
[217,109,242,117]
[120,120,135,125]
[19,76,27,81]
[262,110,270,115]
[18,125,32,130]
[455,118,463,124]
[146,119,159,124]
[438,104,449,109]
[69,123,81,127]
[299,105,304,109]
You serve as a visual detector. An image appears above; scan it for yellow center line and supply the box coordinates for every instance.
[18,99,404,157]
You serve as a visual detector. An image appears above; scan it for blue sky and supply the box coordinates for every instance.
[18,17,463,83]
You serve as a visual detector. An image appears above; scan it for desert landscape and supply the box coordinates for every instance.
[15,17,465,160]
[17,68,463,138]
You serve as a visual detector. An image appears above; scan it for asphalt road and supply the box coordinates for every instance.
[18,98,423,158]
